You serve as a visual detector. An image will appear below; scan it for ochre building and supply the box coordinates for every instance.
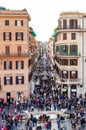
[0,7,31,102]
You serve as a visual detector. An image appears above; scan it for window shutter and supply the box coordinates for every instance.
[9,32,11,40]
[22,76,24,84]
[16,61,18,69]
[21,33,23,40]
[15,20,17,26]
[21,61,24,69]
[4,77,6,85]
[16,32,17,40]
[21,20,23,26]
[4,61,6,70]
[10,61,12,69]
[3,32,5,41]
[10,77,12,84]
[16,76,18,84]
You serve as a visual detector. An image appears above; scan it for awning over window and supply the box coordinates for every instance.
[52,31,58,37]
[31,31,37,37]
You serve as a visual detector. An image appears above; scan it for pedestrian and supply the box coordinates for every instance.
[29,120,33,130]
[7,102,10,110]
[14,118,18,127]
[1,126,4,130]
[61,125,67,130]
[14,108,17,115]
[77,125,81,130]
[0,125,2,130]
[3,125,8,130]
[57,119,61,130]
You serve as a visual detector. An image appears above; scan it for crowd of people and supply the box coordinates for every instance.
[0,51,86,130]
[25,52,86,130]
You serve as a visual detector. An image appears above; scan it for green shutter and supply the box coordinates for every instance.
[56,46,59,52]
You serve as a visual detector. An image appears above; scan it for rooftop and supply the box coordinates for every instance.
[0,8,31,20]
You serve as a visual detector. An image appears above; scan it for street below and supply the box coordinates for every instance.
[0,46,86,130]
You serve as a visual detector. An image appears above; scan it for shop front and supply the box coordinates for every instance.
[71,85,77,97]
[16,92,24,102]
[62,85,68,96]
[6,92,11,103]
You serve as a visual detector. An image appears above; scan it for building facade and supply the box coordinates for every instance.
[29,27,36,82]
[54,12,86,98]
[47,38,54,64]
[0,7,31,102]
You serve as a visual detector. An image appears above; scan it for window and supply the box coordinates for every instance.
[5,20,9,26]
[70,71,78,78]
[17,46,21,54]
[62,70,68,78]
[15,20,23,26]
[62,59,68,65]
[5,46,10,55]
[16,61,24,69]
[70,59,78,66]
[63,19,67,29]
[16,76,24,84]
[71,33,76,40]
[61,45,68,55]
[4,61,12,70]
[70,45,78,55]
[63,33,67,40]
[3,32,11,40]
[70,19,77,29]
[16,32,23,40]
[56,46,59,53]
[4,76,12,85]
[58,20,61,28]
[58,33,61,40]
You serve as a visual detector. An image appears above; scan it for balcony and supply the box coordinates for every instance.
[56,77,81,85]
[56,52,79,57]
[70,52,78,56]
[57,25,81,30]
[0,52,29,57]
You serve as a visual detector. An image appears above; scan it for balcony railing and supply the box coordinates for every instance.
[56,77,81,84]
[0,52,29,56]
[56,52,78,56]
[57,25,81,30]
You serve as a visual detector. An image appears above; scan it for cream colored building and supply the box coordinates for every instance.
[54,12,86,98]
[0,7,31,102]
[47,38,54,64]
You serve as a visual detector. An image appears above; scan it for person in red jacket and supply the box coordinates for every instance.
[3,125,8,130]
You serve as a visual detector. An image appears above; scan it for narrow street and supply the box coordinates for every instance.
[0,45,86,130]
[0,1,86,130]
